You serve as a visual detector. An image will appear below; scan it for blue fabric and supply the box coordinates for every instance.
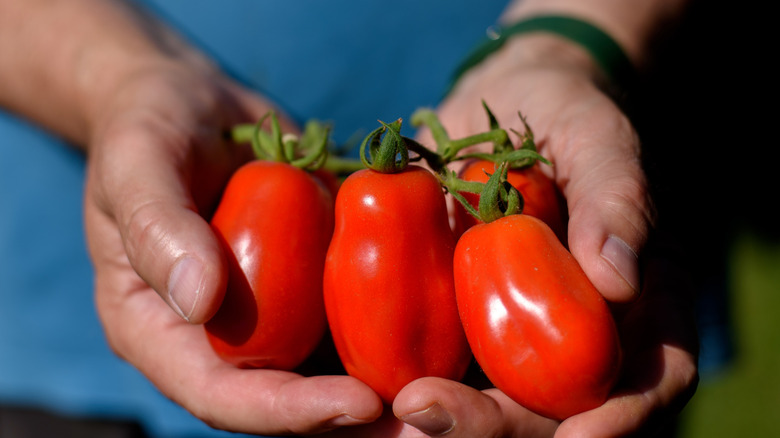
[139,0,507,145]
[0,1,507,437]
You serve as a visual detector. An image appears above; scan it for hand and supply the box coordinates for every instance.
[401,34,698,437]
[389,238,698,438]
[83,61,387,436]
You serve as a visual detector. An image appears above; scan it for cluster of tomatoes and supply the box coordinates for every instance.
[203,106,622,421]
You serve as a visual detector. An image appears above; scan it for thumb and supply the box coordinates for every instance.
[89,122,229,324]
[394,377,559,437]
[559,121,654,304]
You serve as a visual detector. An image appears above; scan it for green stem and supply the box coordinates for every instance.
[250,114,275,160]
[231,123,256,143]
[439,169,484,195]
[410,108,450,156]
[283,133,298,162]
[411,107,510,164]
[449,189,482,222]
[438,170,484,223]
[445,129,508,161]
[320,155,366,175]
[268,112,285,162]
[403,136,446,174]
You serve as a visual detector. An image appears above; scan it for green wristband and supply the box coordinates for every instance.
[448,15,636,94]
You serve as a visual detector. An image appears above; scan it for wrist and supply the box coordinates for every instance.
[448,15,636,100]
[500,0,691,70]
[62,1,218,146]
[451,32,607,98]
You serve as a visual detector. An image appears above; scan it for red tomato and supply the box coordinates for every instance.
[312,168,341,198]
[454,214,622,420]
[453,160,566,241]
[205,161,334,370]
[324,165,471,403]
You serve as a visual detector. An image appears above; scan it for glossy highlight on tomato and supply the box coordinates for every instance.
[454,213,622,420]
[324,165,472,404]
[205,161,334,370]
[453,160,566,241]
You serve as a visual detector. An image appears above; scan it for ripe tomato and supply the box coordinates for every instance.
[311,168,341,198]
[205,161,334,370]
[324,165,471,403]
[454,213,622,420]
[453,160,566,241]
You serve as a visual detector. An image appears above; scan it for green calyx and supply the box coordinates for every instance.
[230,111,329,171]
[359,119,409,173]
[230,112,364,175]
[441,161,523,224]
[478,161,523,223]
[421,101,555,223]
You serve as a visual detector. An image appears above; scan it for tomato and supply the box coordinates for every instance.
[454,213,622,420]
[453,160,566,241]
[312,168,341,198]
[205,160,334,370]
[323,165,472,404]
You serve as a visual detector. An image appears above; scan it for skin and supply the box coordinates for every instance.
[0,0,698,436]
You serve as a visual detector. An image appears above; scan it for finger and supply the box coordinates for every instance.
[549,98,653,303]
[88,121,230,324]
[108,292,383,435]
[200,369,384,435]
[319,410,423,438]
[394,377,558,437]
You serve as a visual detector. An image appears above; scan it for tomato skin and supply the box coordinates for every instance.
[454,214,622,420]
[453,160,566,241]
[311,168,341,198]
[205,161,334,370]
[324,165,472,404]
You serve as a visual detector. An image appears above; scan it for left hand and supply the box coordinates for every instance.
[388,34,699,437]
[387,238,698,438]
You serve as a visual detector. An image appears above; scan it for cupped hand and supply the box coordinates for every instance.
[391,236,698,438]
[401,34,697,437]
[82,61,386,436]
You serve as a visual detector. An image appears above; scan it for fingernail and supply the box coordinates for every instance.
[168,257,204,321]
[400,403,455,436]
[326,414,366,428]
[601,235,639,293]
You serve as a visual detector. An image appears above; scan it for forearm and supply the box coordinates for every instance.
[0,0,211,146]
